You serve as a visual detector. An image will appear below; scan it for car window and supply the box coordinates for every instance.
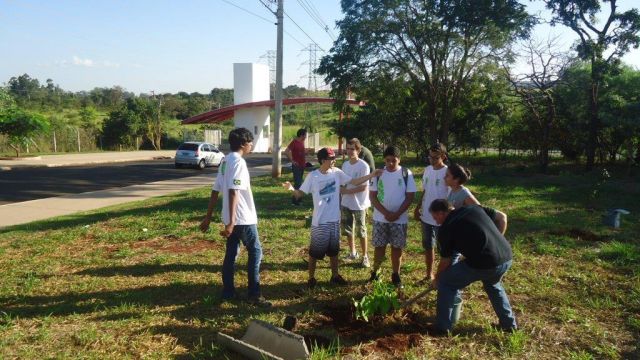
[201,144,210,152]
[210,145,219,153]
[178,143,198,151]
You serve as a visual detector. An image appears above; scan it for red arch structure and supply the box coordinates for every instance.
[181,97,364,125]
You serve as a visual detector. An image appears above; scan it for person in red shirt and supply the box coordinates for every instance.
[285,128,307,205]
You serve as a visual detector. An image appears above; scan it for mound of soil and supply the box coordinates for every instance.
[549,228,605,242]
[311,303,428,356]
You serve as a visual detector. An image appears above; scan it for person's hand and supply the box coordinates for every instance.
[384,212,399,222]
[372,168,384,177]
[431,277,439,290]
[282,181,294,191]
[220,223,234,238]
[414,207,421,220]
[199,217,211,232]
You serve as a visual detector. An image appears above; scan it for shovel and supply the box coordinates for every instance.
[400,285,435,309]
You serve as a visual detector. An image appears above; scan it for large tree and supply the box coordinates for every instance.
[318,0,533,152]
[0,108,50,157]
[544,0,640,170]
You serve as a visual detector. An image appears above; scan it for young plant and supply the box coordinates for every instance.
[353,278,400,322]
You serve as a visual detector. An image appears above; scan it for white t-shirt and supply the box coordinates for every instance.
[370,166,417,224]
[300,167,351,226]
[340,159,371,210]
[212,152,257,226]
[420,165,450,225]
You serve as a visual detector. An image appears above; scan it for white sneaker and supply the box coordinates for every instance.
[343,252,359,261]
[362,255,370,268]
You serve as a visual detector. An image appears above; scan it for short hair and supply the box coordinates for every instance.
[429,199,453,213]
[429,142,447,157]
[296,128,308,138]
[448,163,472,184]
[228,127,254,151]
[347,138,362,151]
[383,145,400,158]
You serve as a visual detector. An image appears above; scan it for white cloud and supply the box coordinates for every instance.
[72,56,94,67]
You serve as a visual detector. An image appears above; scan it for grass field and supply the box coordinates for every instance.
[1,156,638,359]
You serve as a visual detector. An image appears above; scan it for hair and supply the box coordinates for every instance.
[429,199,454,213]
[383,145,400,158]
[429,142,447,158]
[346,138,362,151]
[296,128,308,138]
[448,163,472,184]
[228,127,254,151]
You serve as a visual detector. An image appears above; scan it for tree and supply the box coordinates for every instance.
[318,0,533,154]
[0,108,50,157]
[544,0,640,170]
[503,37,574,172]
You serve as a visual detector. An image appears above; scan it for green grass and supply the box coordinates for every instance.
[1,157,639,358]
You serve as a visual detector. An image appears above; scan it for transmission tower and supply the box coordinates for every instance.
[258,50,276,85]
[300,43,321,94]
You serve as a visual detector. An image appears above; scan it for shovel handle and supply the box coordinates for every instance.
[401,286,435,308]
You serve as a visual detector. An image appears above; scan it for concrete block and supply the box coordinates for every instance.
[217,319,309,360]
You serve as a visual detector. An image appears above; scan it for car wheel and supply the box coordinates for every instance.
[197,159,206,170]
[175,162,182,168]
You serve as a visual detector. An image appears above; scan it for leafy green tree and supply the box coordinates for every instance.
[8,74,44,106]
[102,98,149,149]
[318,0,533,152]
[544,0,640,170]
[209,88,234,108]
[0,88,16,110]
[0,108,50,157]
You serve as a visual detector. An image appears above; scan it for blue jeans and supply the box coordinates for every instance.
[436,260,516,331]
[222,224,262,299]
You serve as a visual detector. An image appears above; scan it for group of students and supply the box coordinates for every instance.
[201,127,517,335]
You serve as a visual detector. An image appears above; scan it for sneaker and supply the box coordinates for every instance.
[330,274,348,285]
[247,296,272,308]
[343,252,359,261]
[426,324,448,337]
[368,270,379,282]
[361,255,370,268]
[307,277,317,289]
[391,272,403,288]
[491,323,518,333]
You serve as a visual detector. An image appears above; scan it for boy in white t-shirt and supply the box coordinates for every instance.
[284,147,381,289]
[200,128,270,307]
[341,138,371,268]
[370,146,417,288]
[414,143,449,283]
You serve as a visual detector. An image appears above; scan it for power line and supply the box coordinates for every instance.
[220,0,274,24]
[296,0,336,41]
[283,10,325,52]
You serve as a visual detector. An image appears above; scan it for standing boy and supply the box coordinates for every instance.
[284,128,307,205]
[284,147,380,289]
[369,146,417,287]
[414,143,449,282]
[200,127,270,307]
[341,138,371,268]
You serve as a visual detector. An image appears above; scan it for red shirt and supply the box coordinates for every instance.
[287,139,306,167]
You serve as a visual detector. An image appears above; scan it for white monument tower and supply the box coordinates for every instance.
[233,63,271,153]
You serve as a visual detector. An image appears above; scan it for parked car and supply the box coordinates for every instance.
[174,142,224,169]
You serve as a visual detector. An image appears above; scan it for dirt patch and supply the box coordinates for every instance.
[131,236,222,253]
[311,303,427,356]
[549,228,605,242]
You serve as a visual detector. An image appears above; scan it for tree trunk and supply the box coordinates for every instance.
[76,127,81,152]
[586,75,600,171]
[53,131,57,153]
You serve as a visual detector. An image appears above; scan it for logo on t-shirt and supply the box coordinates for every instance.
[233,179,241,185]
[397,178,403,186]
[436,178,441,186]
[319,179,336,196]
[377,178,385,202]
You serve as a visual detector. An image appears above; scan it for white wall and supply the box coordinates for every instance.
[233,63,271,152]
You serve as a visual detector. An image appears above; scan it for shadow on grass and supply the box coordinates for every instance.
[75,263,222,277]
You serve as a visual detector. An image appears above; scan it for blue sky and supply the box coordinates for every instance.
[1,0,638,95]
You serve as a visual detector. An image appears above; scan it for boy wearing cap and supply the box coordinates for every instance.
[284,147,381,289]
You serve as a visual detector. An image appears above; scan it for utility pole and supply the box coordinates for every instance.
[272,0,284,178]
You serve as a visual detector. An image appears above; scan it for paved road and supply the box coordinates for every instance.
[0,155,273,205]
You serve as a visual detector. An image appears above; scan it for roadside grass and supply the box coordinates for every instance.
[1,157,638,359]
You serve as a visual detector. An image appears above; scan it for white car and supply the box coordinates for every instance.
[174,142,224,169]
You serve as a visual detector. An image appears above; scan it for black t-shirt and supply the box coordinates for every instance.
[438,205,512,269]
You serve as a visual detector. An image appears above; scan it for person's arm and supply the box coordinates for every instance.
[220,189,239,237]
[370,190,391,218]
[283,182,305,198]
[433,257,452,289]
[493,210,508,235]
[199,190,220,232]
[387,192,415,222]
[284,146,293,163]
[349,169,382,186]
[463,193,480,206]
[414,191,424,219]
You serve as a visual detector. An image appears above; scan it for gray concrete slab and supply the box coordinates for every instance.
[0,150,176,170]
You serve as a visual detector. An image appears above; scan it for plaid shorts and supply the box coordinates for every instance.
[309,222,340,260]
[421,221,438,250]
[372,221,408,249]
[341,207,367,238]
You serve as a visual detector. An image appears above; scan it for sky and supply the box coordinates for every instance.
[1,0,638,95]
